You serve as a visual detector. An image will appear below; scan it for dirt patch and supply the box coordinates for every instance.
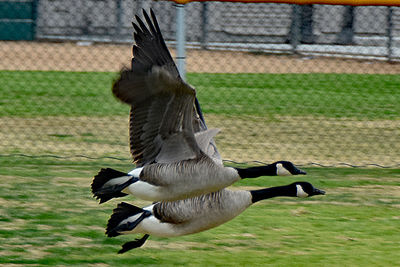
[332,185,400,198]
[0,244,50,260]
[0,115,131,159]
[1,41,399,166]
[1,115,399,166]
[1,41,399,74]
[205,114,400,166]
[275,185,400,208]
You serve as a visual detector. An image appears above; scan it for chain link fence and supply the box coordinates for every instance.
[1,0,399,167]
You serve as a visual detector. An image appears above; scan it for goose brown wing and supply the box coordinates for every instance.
[112,9,201,166]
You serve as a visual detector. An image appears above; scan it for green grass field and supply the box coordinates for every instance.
[0,157,399,266]
[0,70,399,265]
[1,71,399,118]
[1,70,399,165]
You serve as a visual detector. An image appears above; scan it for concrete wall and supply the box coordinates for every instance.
[35,0,399,47]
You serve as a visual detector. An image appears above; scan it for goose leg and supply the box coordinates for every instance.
[118,234,150,254]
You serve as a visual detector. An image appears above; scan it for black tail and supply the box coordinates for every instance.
[91,168,135,204]
[106,202,147,237]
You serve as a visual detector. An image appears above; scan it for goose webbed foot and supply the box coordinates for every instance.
[118,234,150,254]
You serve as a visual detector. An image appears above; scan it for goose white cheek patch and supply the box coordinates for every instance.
[276,163,291,176]
[296,184,309,198]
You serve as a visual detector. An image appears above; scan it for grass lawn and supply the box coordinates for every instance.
[0,70,399,265]
[1,71,399,119]
[0,157,399,266]
[1,70,399,164]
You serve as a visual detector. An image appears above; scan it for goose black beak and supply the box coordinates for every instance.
[294,167,307,175]
[313,188,326,196]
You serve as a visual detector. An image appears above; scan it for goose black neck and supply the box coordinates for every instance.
[235,164,276,179]
[250,184,296,203]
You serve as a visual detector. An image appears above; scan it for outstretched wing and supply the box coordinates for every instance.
[113,9,220,166]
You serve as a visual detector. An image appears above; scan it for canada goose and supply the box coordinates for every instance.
[92,160,305,203]
[106,181,325,253]
[91,9,306,203]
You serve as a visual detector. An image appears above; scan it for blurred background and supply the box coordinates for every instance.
[1,1,400,265]
[1,0,399,167]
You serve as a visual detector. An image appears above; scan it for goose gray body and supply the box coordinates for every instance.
[127,155,238,201]
[152,189,252,236]
[106,182,325,253]
[113,189,252,238]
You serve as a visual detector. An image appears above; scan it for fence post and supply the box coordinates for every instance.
[116,0,123,39]
[387,6,393,61]
[291,5,301,53]
[176,4,186,80]
[201,2,209,49]
[336,6,354,45]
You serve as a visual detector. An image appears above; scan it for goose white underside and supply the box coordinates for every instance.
[120,216,179,237]
[123,181,162,201]
[119,205,180,237]
[137,216,180,237]
[103,176,132,187]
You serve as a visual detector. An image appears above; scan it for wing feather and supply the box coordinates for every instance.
[112,9,221,166]
[112,9,202,166]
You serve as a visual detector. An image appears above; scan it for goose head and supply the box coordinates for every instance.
[293,181,325,198]
[275,161,307,176]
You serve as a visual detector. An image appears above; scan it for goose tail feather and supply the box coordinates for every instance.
[91,168,137,204]
[106,202,150,237]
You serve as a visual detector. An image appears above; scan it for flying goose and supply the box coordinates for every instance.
[91,9,306,203]
[92,160,306,203]
[106,181,325,253]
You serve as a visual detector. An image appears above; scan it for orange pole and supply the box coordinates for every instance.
[169,0,400,6]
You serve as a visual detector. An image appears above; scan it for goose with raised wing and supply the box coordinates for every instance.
[106,181,325,253]
[91,9,306,203]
